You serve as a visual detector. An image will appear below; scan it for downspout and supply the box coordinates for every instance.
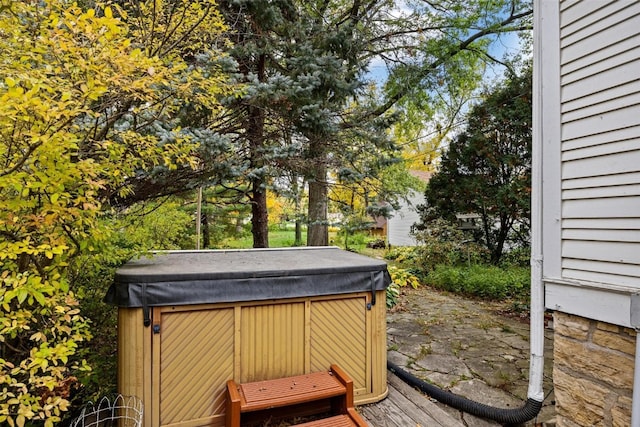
[632,325,640,426]
[631,294,640,426]
[527,0,547,404]
[387,2,547,423]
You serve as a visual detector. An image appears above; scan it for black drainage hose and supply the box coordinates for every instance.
[387,360,542,426]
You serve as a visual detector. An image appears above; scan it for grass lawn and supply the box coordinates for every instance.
[219,228,383,253]
[219,229,308,249]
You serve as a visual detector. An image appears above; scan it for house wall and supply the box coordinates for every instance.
[387,189,422,247]
[538,0,640,323]
[557,0,640,290]
[535,0,640,425]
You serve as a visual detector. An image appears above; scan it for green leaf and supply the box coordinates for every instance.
[33,292,46,306]
[16,289,28,304]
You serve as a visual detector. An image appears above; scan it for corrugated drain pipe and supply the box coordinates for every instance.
[387,361,542,425]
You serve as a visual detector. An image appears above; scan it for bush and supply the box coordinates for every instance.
[384,246,420,266]
[386,282,401,308]
[388,266,420,289]
[385,266,421,308]
[366,239,386,249]
[68,201,195,413]
[412,241,490,273]
[500,246,531,268]
[427,264,530,301]
[343,231,369,246]
[410,218,491,273]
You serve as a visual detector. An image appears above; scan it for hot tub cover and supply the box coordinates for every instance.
[105,247,391,309]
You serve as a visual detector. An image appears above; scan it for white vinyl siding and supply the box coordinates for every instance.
[558,0,640,290]
[387,190,422,247]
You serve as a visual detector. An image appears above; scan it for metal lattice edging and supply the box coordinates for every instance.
[69,395,143,427]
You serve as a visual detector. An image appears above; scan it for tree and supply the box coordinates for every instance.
[215,0,381,247]
[101,0,238,208]
[417,67,532,263]
[213,0,533,248]
[0,1,230,424]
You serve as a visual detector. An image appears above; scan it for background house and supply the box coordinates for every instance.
[368,215,388,240]
[386,170,431,247]
[535,1,640,425]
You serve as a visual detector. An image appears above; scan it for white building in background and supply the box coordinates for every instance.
[387,171,431,247]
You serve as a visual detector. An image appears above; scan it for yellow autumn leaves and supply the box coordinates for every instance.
[0,1,233,425]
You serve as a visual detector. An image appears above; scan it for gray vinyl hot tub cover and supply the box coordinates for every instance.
[105,247,391,308]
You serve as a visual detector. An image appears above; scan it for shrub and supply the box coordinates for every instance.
[386,266,421,308]
[411,218,491,273]
[384,246,420,266]
[388,266,421,290]
[68,201,195,413]
[412,241,490,273]
[386,282,401,308]
[500,246,531,268]
[366,239,386,249]
[0,1,229,424]
[427,264,530,301]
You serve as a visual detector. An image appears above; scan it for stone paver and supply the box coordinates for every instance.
[386,286,556,426]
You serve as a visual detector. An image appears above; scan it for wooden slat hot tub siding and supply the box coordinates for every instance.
[119,291,388,427]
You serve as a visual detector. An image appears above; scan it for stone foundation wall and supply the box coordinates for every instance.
[553,312,635,427]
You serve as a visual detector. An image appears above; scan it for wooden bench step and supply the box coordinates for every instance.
[237,370,346,412]
[293,408,368,427]
[294,414,357,426]
[226,365,367,427]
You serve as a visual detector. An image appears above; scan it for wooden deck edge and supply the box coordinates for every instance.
[359,372,465,427]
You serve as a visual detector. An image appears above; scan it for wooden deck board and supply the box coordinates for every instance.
[359,373,464,427]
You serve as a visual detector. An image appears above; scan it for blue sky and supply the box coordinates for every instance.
[366,30,525,86]
[364,0,528,86]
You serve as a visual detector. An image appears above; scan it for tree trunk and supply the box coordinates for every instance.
[202,209,210,249]
[307,161,328,246]
[491,214,512,264]
[294,219,302,246]
[246,52,269,248]
[292,176,303,246]
[251,179,269,248]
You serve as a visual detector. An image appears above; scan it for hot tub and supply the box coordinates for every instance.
[106,247,391,427]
